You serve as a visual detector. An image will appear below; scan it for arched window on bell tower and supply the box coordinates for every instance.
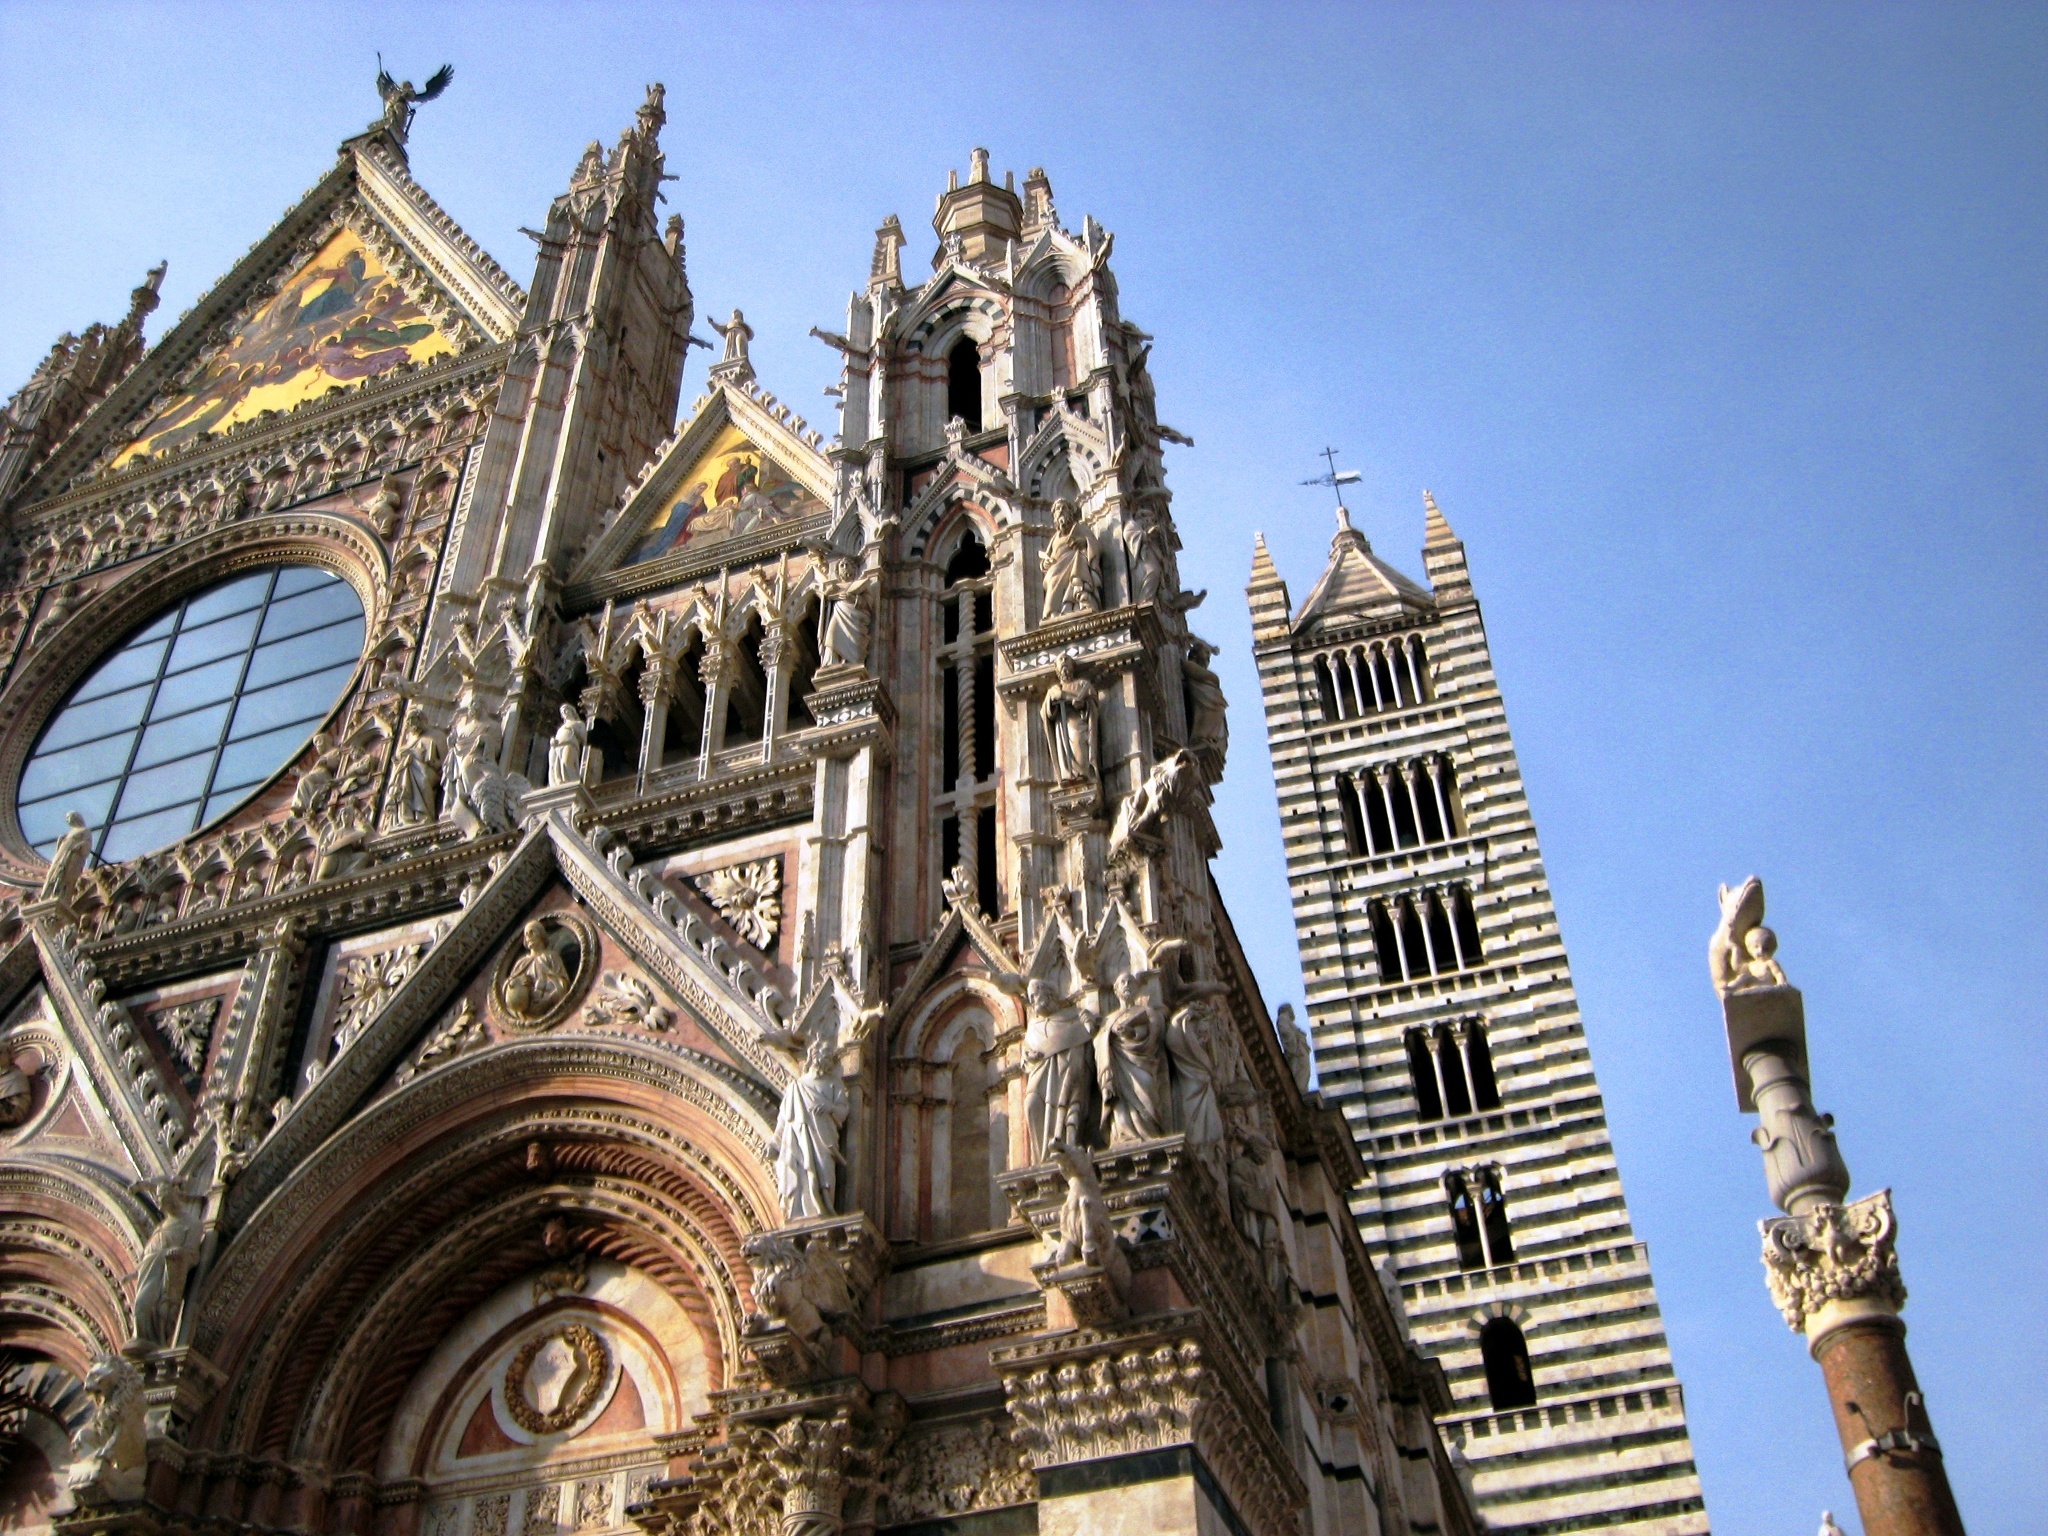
[948,337,982,430]
[1479,1317,1538,1410]
[935,523,998,917]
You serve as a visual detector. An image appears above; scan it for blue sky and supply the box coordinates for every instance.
[3,4,2043,1530]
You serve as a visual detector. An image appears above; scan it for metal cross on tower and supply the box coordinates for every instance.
[1300,446,1363,509]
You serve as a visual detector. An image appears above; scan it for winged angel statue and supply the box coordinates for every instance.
[374,57,454,145]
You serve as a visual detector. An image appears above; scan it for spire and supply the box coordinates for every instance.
[870,215,905,289]
[932,149,1022,267]
[1331,501,1370,556]
[1420,488,1471,600]
[1248,533,1293,641]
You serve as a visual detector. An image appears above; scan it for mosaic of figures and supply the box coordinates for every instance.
[116,227,457,467]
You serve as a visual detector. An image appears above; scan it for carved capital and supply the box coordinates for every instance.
[993,1318,1305,1536]
[1761,1188,1906,1336]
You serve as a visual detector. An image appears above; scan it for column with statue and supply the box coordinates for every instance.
[1708,878,1964,1536]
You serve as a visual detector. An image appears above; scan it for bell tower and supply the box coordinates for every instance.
[1249,493,1709,1533]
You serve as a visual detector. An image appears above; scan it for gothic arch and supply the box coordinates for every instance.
[907,493,998,566]
[194,1036,775,1470]
[0,1163,143,1372]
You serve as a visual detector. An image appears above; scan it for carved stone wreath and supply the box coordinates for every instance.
[488,909,597,1032]
[502,1323,610,1436]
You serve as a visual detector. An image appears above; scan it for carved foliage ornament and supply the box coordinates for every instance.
[688,857,781,950]
[1760,1188,1906,1333]
[503,1323,610,1436]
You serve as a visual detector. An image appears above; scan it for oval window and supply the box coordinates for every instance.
[18,565,365,865]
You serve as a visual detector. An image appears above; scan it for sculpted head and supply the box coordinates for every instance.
[1745,926,1778,960]
[1050,497,1078,531]
[1026,978,1056,1012]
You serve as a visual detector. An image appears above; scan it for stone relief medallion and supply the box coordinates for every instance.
[489,910,597,1032]
[503,1322,610,1436]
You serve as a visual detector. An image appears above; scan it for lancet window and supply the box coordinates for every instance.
[1403,1018,1502,1122]
[935,525,999,917]
[1366,883,1483,982]
[891,1001,1008,1243]
[1479,1317,1538,1411]
[947,337,983,430]
[1333,754,1461,857]
[1312,634,1432,722]
[1444,1163,1515,1271]
[721,615,771,749]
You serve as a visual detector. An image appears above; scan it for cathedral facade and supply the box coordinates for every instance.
[1247,509,1707,1532]
[0,84,1481,1536]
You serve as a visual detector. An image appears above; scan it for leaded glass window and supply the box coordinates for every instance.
[18,565,365,864]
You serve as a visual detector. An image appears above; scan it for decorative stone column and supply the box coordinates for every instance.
[1710,878,1963,1536]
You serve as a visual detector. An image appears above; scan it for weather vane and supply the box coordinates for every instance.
[1300,445,1362,509]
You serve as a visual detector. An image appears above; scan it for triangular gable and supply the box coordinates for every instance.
[573,374,837,593]
[225,801,789,1226]
[25,137,523,499]
[1292,523,1434,634]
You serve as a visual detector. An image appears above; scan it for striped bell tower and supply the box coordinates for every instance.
[1248,492,1708,1535]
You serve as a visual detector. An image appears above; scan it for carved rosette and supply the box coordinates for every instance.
[1760,1188,1906,1335]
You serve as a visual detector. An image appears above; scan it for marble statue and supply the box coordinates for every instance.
[710,308,754,366]
[1047,1140,1121,1278]
[1023,978,1097,1160]
[1040,655,1099,785]
[1108,748,1195,859]
[764,1028,849,1220]
[441,686,524,837]
[501,920,572,1021]
[1710,875,1789,995]
[1165,999,1227,1178]
[130,1176,205,1347]
[68,1354,146,1502]
[40,810,91,902]
[1040,498,1100,618]
[1124,512,1173,607]
[0,1045,31,1127]
[1276,1003,1313,1093]
[1182,638,1229,783]
[1096,972,1170,1145]
[548,704,588,787]
[743,1230,852,1344]
[389,717,444,827]
[820,557,880,669]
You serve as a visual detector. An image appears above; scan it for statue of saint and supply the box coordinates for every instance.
[1125,513,1173,606]
[1040,498,1100,619]
[130,1178,205,1347]
[763,1029,850,1219]
[39,810,92,902]
[710,309,754,366]
[390,718,444,827]
[819,557,880,669]
[1275,1002,1313,1093]
[1023,978,1098,1159]
[548,704,589,787]
[1096,972,1171,1145]
[1165,999,1227,1183]
[501,920,571,1021]
[1182,638,1229,783]
[0,1045,32,1127]
[1040,655,1099,785]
